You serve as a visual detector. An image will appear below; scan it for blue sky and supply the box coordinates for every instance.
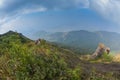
[0,0,120,34]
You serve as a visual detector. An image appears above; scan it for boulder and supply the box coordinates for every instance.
[91,43,110,59]
[35,39,41,45]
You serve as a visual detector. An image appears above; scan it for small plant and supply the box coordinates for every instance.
[100,52,113,62]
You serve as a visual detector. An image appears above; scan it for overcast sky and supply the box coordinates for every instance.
[0,0,120,35]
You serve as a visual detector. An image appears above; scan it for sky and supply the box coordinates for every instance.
[0,0,120,35]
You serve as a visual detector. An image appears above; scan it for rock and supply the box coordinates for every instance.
[35,39,41,45]
[91,43,110,59]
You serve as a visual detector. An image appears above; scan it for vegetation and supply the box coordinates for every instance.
[0,44,81,80]
[0,31,82,80]
[89,52,114,63]
[0,31,119,80]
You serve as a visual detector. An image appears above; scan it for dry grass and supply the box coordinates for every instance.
[80,53,120,63]
[113,54,120,62]
[80,54,91,61]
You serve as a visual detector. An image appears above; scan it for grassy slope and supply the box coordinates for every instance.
[0,31,83,80]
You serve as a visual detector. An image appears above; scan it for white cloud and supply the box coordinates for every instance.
[89,0,120,25]
[0,0,89,34]
[2,0,120,24]
[0,1,88,24]
[0,0,4,7]
[0,17,21,34]
[0,20,15,34]
[1,0,120,34]
[21,7,47,14]
[0,0,88,16]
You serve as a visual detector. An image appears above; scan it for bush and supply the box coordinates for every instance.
[0,43,83,80]
[100,52,113,62]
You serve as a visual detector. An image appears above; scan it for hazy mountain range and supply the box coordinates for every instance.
[30,30,120,54]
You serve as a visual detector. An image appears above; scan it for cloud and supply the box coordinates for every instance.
[0,0,89,17]
[0,18,17,34]
[1,0,119,25]
[0,0,89,33]
[0,0,120,33]
[89,0,120,25]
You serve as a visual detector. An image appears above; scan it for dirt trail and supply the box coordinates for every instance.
[83,62,120,73]
[92,63,120,72]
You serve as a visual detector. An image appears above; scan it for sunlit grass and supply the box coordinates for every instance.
[113,53,120,62]
[80,53,114,63]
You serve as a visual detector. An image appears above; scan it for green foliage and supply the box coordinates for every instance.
[0,43,83,80]
[90,52,113,63]
[87,68,117,80]
[100,53,113,62]
[0,31,119,80]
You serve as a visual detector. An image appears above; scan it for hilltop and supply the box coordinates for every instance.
[0,30,31,44]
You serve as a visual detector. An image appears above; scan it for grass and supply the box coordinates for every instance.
[112,54,120,62]
[80,53,114,63]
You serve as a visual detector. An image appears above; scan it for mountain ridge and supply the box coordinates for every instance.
[31,30,120,54]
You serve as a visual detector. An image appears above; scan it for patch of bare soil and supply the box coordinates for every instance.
[91,63,120,73]
[82,61,120,74]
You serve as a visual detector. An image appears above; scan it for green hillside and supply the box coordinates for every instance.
[0,31,120,80]
[0,31,83,80]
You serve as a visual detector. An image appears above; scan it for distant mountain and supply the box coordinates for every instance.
[31,30,120,54]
